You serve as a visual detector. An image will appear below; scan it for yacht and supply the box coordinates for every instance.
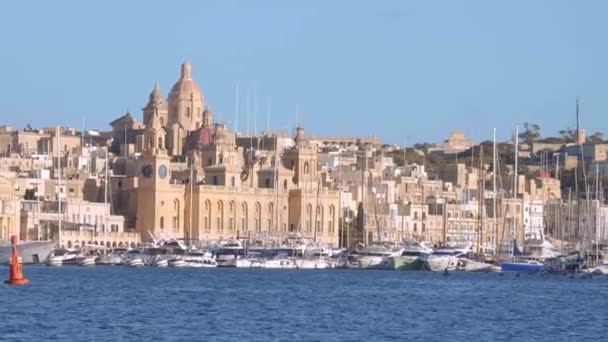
[128,258,145,267]
[262,258,298,269]
[181,250,217,268]
[47,255,63,267]
[77,256,96,267]
[389,241,432,271]
[0,240,55,264]
[151,256,169,268]
[354,242,403,270]
[213,240,245,267]
[425,243,472,272]
[236,257,264,268]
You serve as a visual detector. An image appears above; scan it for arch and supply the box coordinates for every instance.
[173,199,180,232]
[130,242,136,248]
[204,200,212,231]
[106,241,111,248]
[118,242,124,247]
[306,203,313,233]
[241,202,248,232]
[316,205,324,233]
[329,205,336,234]
[67,240,72,248]
[228,201,236,231]
[217,200,224,231]
[255,202,262,232]
[112,242,117,247]
[304,162,310,175]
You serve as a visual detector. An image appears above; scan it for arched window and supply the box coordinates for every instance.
[241,202,248,232]
[255,202,262,232]
[306,204,313,233]
[158,137,163,149]
[283,179,288,190]
[217,201,224,231]
[304,162,310,175]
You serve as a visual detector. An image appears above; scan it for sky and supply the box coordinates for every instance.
[0,0,607,145]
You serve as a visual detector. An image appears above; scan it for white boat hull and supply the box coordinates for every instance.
[357,256,390,269]
[47,255,63,267]
[297,259,329,269]
[262,259,297,269]
[77,257,96,267]
[425,255,459,272]
[128,258,145,267]
[0,240,55,264]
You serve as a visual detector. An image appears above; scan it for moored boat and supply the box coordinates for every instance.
[499,260,544,272]
[128,258,145,267]
[0,240,55,264]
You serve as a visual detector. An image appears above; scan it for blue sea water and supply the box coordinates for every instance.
[1,266,606,341]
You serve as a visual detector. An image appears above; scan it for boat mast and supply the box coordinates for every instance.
[493,128,497,255]
[56,127,62,246]
[512,126,519,259]
[274,133,279,240]
[362,145,368,245]
[189,158,194,245]
[477,144,484,255]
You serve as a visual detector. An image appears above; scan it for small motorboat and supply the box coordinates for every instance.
[128,258,145,267]
[47,255,63,267]
[169,259,187,268]
[77,256,96,267]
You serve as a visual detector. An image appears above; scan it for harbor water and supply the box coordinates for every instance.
[1,266,606,341]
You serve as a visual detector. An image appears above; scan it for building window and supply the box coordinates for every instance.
[217,217,221,231]
[213,176,218,185]
[231,176,235,187]
[160,216,164,229]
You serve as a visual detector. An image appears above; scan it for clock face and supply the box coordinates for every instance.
[158,164,168,179]
[141,164,153,178]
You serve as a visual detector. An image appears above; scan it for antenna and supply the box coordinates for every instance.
[266,96,271,132]
[235,81,239,134]
[254,87,258,136]
[246,88,250,136]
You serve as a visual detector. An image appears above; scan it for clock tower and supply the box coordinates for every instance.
[136,112,176,240]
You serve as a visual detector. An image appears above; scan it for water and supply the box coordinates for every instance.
[1,266,606,341]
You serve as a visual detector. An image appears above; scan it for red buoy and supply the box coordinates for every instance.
[5,235,29,286]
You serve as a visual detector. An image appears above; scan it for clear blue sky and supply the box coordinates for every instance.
[1,0,606,145]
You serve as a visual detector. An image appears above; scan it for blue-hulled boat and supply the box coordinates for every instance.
[499,239,545,272]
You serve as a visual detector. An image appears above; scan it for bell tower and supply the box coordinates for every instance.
[142,81,168,128]
[136,112,173,241]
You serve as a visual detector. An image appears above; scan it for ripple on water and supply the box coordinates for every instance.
[0,266,606,341]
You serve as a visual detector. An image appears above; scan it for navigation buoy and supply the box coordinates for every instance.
[5,235,29,286]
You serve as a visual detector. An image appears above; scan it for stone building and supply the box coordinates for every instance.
[128,63,340,246]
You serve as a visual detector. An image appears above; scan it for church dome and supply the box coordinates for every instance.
[186,126,215,149]
[168,63,204,102]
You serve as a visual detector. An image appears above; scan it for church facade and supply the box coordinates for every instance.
[131,63,340,247]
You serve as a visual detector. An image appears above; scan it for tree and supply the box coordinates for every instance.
[558,128,576,143]
[518,122,541,145]
[588,131,605,144]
